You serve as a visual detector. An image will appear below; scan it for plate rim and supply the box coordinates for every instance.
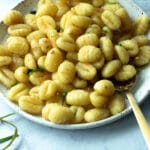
[0,0,150,129]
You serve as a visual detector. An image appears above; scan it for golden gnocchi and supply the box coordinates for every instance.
[0,0,149,125]
[7,36,29,56]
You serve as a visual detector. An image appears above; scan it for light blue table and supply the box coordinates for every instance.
[0,1,150,150]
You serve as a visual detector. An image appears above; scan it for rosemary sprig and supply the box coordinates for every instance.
[0,113,15,120]
[0,113,19,150]
[0,134,15,143]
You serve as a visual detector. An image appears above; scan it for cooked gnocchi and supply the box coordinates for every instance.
[0,0,150,125]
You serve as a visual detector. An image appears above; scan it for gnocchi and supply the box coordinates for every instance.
[7,36,29,56]
[78,45,101,63]
[0,0,150,125]
[57,60,76,84]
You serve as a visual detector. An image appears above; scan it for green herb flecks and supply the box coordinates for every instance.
[10,83,17,87]
[30,10,36,14]
[27,68,44,76]
[0,113,19,150]
[102,28,108,33]
[119,43,123,47]
[61,90,68,97]
[107,1,117,4]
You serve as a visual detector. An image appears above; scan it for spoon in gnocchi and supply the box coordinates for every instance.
[115,78,150,149]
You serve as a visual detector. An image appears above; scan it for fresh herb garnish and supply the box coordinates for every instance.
[30,10,36,14]
[102,28,108,33]
[27,68,44,76]
[10,83,17,87]
[61,90,68,97]
[0,113,18,150]
[119,43,123,46]
[107,2,117,4]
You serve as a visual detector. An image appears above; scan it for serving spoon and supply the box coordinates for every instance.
[115,78,150,150]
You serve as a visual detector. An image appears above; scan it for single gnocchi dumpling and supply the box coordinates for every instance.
[78,45,101,63]
[94,80,115,96]
[108,94,125,115]
[8,83,30,102]
[119,39,139,57]
[3,10,24,26]
[56,35,76,52]
[76,33,99,48]
[24,53,37,70]
[8,24,32,37]
[29,70,50,85]
[99,36,114,61]
[42,103,74,124]
[0,56,12,67]
[30,40,43,60]
[66,89,90,106]
[45,48,64,72]
[14,66,29,83]
[71,15,93,29]
[90,91,108,108]
[85,24,101,37]
[133,15,149,36]
[72,77,87,89]
[114,65,136,81]
[37,15,56,33]
[84,108,110,122]
[36,2,58,17]
[101,59,122,78]
[0,68,17,88]
[7,36,29,56]
[134,46,150,66]
[25,14,38,30]
[71,3,94,16]
[101,10,121,30]
[39,80,57,100]
[70,106,85,123]
[19,95,44,115]
[27,30,46,43]
[76,62,97,80]
[57,60,76,84]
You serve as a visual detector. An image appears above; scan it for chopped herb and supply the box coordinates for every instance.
[30,10,36,14]
[61,90,68,97]
[27,68,44,76]
[119,43,123,46]
[0,134,18,143]
[107,2,117,4]
[0,113,19,150]
[102,28,108,33]
[27,69,32,75]
[10,83,17,87]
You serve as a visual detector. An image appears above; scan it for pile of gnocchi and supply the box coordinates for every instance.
[0,0,150,124]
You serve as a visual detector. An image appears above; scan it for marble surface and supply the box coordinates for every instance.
[0,0,150,150]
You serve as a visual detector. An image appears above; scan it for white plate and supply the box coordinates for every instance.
[0,0,150,130]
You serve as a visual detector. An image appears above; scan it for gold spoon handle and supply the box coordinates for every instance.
[126,91,150,150]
